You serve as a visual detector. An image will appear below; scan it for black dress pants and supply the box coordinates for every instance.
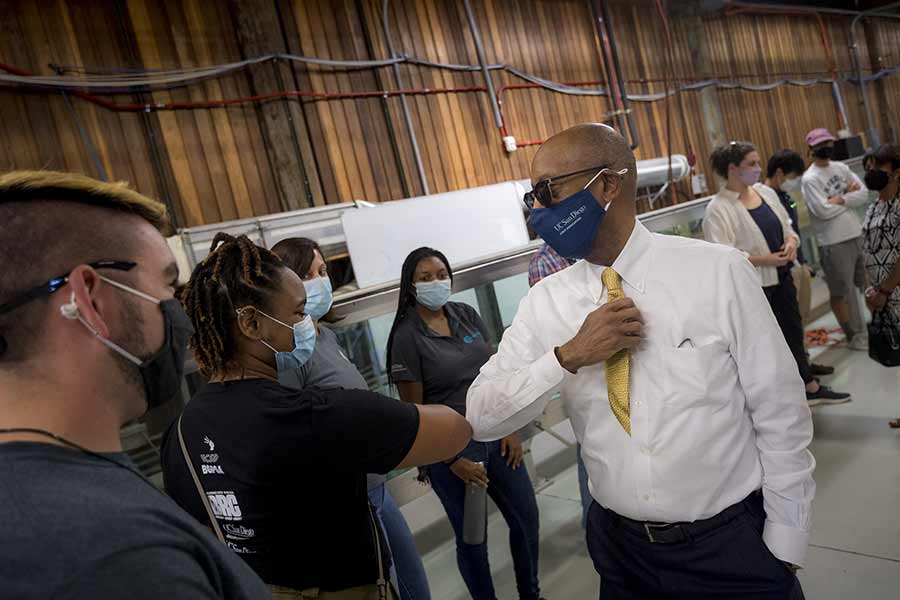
[764,270,813,385]
[586,493,805,600]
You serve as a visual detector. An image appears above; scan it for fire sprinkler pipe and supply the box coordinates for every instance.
[382,0,430,195]
[462,0,504,135]
[849,0,900,149]
[590,0,639,149]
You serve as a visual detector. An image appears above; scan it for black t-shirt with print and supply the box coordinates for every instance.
[160,379,419,592]
[389,301,493,416]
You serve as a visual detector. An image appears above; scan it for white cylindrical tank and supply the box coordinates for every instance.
[634,155,690,188]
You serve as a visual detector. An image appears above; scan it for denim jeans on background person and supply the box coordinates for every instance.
[368,484,431,600]
[575,443,592,529]
[427,440,541,600]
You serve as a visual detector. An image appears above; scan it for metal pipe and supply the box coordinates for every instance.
[728,1,900,19]
[60,90,109,182]
[51,64,109,181]
[599,0,639,149]
[849,1,900,149]
[356,0,410,198]
[382,0,430,195]
[591,0,639,149]
[462,0,503,130]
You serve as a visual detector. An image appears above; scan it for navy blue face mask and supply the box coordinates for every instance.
[528,168,627,260]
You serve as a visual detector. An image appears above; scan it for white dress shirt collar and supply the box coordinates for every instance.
[581,219,652,302]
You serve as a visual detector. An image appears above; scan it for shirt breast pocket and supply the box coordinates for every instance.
[659,342,731,407]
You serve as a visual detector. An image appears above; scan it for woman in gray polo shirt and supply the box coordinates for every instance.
[387,247,543,600]
[272,237,431,600]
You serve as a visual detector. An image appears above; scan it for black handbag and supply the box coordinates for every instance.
[868,310,900,367]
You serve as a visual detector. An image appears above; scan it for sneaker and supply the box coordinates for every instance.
[848,334,869,351]
[807,385,852,405]
[810,363,835,376]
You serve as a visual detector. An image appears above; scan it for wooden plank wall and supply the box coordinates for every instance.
[0,0,898,227]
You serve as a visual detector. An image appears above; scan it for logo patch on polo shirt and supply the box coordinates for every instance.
[463,331,483,344]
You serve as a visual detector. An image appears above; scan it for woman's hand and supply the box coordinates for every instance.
[780,238,799,263]
[500,433,524,469]
[827,196,846,206]
[450,458,489,488]
[754,253,790,268]
[866,287,889,312]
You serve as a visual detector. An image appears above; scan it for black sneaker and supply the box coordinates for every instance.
[806,385,851,405]
[810,363,835,376]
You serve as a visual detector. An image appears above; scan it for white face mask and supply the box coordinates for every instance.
[782,177,801,193]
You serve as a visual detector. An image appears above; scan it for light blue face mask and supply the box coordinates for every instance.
[303,277,333,321]
[254,310,317,371]
[415,280,452,311]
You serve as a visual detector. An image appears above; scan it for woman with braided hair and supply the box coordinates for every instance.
[271,237,432,600]
[160,234,472,600]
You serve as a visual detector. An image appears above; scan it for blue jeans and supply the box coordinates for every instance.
[428,440,541,600]
[576,444,592,530]
[368,484,431,600]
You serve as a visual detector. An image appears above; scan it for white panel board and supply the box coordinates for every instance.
[342,181,529,289]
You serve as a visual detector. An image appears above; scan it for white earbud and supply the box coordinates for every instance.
[59,293,79,320]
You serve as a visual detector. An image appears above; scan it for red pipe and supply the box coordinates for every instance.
[0,60,876,146]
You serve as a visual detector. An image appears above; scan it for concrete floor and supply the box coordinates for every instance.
[410,324,900,599]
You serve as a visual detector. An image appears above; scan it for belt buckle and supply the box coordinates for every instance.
[643,521,680,543]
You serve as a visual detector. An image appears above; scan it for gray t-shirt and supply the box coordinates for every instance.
[279,325,385,489]
[0,441,269,600]
[279,325,368,391]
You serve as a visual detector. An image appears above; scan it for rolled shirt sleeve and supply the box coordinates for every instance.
[466,293,567,441]
[722,253,815,567]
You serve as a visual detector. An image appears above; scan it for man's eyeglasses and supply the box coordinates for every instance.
[0,260,137,316]
[523,165,629,210]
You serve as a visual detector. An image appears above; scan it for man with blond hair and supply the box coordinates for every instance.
[0,171,268,599]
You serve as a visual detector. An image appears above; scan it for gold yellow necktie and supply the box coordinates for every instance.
[601,267,631,435]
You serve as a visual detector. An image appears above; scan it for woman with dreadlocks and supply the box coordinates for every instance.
[160,234,471,600]
[271,237,432,600]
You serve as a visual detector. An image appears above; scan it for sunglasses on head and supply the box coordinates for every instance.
[524,165,628,210]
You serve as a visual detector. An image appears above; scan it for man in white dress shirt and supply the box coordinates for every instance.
[466,124,814,599]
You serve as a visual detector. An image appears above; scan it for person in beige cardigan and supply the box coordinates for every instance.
[704,141,850,407]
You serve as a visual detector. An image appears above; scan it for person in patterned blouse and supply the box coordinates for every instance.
[861,145,900,428]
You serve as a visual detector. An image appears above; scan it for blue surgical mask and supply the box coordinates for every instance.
[255,311,317,371]
[415,280,452,311]
[529,190,608,260]
[528,167,626,260]
[303,277,333,321]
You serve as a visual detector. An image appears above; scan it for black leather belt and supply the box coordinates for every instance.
[608,491,761,544]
